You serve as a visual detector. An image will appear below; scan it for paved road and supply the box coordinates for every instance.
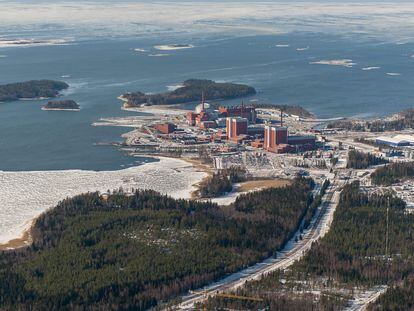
[176,180,342,310]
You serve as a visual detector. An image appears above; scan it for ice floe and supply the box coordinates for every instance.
[310,59,355,68]
[148,53,170,57]
[154,44,194,50]
[362,66,380,71]
[134,48,147,52]
[0,38,69,48]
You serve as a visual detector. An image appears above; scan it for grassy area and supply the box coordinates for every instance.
[237,179,291,192]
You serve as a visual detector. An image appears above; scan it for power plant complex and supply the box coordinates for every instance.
[151,97,317,155]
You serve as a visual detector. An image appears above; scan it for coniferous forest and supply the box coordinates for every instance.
[0,177,313,310]
[347,150,388,169]
[0,80,69,102]
[205,181,414,310]
[371,162,414,186]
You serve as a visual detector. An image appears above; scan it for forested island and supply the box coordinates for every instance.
[42,100,80,111]
[120,79,256,108]
[0,80,69,102]
[0,178,314,310]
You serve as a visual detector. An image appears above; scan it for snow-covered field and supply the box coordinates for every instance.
[0,157,206,245]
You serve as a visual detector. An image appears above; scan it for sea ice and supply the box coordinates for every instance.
[0,157,206,245]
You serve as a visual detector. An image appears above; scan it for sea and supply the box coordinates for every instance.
[2,1,414,171]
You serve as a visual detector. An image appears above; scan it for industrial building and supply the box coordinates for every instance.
[264,125,288,152]
[376,135,414,147]
[154,122,177,134]
[226,117,248,140]
[264,124,316,153]
[219,104,257,123]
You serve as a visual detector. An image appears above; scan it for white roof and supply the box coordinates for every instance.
[376,134,414,144]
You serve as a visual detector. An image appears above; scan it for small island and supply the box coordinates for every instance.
[0,80,69,102]
[42,100,80,111]
[120,79,256,108]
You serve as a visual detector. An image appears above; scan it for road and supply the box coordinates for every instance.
[345,285,388,311]
[176,179,343,310]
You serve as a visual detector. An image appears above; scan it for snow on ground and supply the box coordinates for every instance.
[205,184,242,206]
[0,157,207,245]
[345,285,388,311]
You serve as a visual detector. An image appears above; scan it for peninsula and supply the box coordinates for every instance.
[0,80,69,102]
[42,100,80,111]
[120,79,256,108]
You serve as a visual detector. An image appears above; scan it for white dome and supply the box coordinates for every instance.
[195,102,210,113]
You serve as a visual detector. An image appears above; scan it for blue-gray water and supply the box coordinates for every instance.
[1,33,414,171]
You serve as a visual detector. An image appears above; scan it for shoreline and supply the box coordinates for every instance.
[0,220,33,251]
[0,156,208,250]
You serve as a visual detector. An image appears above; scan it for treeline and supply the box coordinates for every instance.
[328,109,414,132]
[202,291,346,311]
[368,109,414,132]
[122,79,256,107]
[0,178,313,310]
[347,150,388,169]
[0,80,68,102]
[253,103,314,118]
[198,167,246,198]
[371,162,414,186]
[303,179,330,229]
[327,119,366,131]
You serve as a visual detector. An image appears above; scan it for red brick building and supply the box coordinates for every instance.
[186,112,197,126]
[226,117,248,140]
[263,124,316,153]
[154,122,176,134]
[219,105,257,123]
[264,125,288,152]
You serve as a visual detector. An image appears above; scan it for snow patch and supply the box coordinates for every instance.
[167,84,184,91]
